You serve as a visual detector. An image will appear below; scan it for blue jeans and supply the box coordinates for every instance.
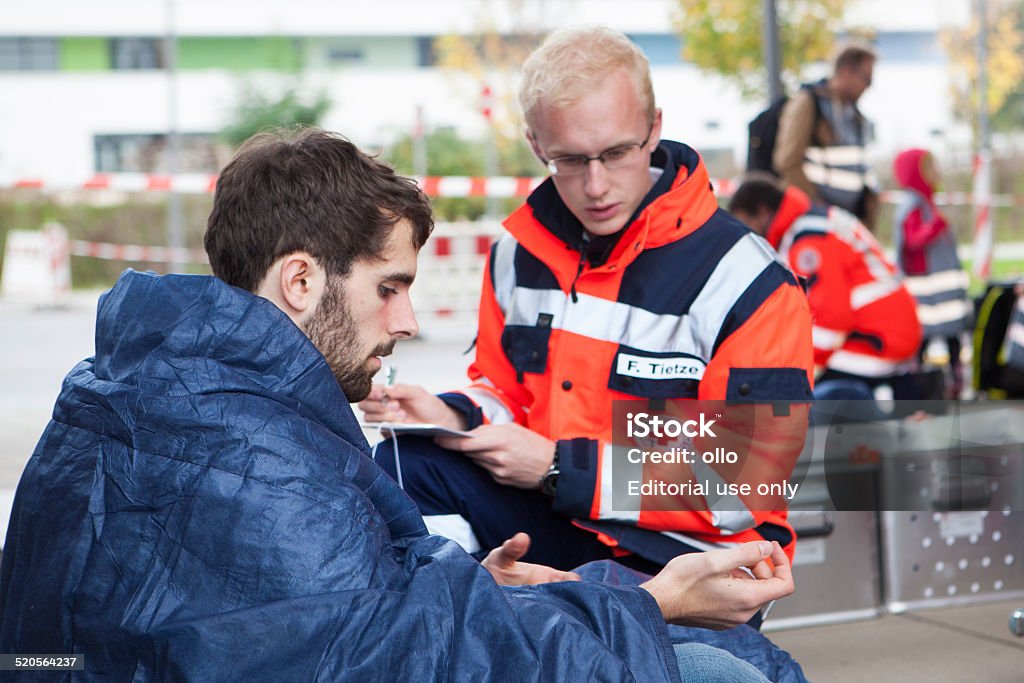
[674,643,771,682]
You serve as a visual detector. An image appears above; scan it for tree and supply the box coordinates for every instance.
[941,0,1024,134]
[221,84,331,149]
[430,0,549,170]
[383,127,539,220]
[672,0,849,100]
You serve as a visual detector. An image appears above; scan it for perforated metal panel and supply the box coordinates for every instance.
[880,404,1024,610]
[881,510,1024,611]
[766,510,883,630]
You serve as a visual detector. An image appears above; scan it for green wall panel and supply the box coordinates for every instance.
[59,38,110,71]
[178,37,302,70]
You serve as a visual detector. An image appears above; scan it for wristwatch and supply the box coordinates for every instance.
[540,447,560,497]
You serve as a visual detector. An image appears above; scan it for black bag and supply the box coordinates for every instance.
[746,84,822,176]
[972,281,1024,397]
[746,95,790,175]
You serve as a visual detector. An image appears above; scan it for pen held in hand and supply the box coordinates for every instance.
[381,365,397,407]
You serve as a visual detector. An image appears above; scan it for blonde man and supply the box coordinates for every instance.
[363,27,814,634]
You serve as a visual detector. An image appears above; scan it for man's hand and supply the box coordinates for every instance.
[639,541,794,629]
[435,423,556,489]
[482,532,581,586]
[357,383,467,430]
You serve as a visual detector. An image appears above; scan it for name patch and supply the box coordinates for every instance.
[616,353,706,381]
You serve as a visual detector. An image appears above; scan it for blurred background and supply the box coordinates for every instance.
[0,0,1022,290]
[2,2,1023,679]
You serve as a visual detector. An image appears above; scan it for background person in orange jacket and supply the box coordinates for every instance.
[360,28,814,626]
[729,175,922,396]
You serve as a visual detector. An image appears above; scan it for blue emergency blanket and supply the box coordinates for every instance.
[0,271,682,681]
[0,270,805,681]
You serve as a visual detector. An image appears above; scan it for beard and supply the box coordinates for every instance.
[303,277,394,402]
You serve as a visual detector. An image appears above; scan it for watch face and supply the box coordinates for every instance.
[542,470,559,497]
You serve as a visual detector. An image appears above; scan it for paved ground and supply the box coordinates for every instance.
[3,292,1022,680]
[770,598,1024,682]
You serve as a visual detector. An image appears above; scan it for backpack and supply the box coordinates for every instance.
[746,84,822,176]
[972,281,1024,398]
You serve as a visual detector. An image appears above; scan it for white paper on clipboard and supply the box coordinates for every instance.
[360,422,475,438]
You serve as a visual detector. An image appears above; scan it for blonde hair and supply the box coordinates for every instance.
[518,26,655,130]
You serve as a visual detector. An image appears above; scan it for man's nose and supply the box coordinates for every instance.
[390,291,419,339]
[583,158,611,198]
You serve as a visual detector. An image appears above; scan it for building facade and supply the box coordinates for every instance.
[0,0,972,182]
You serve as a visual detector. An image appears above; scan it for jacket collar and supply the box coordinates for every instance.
[766,186,813,249]
[95,270,369,453]
[506,140,720,282]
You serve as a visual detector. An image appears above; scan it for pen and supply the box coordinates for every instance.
[382,365,397,408]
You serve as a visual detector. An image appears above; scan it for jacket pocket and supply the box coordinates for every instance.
[501,325,551,378]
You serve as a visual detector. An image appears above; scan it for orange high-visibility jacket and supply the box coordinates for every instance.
[440,142,814,562]
[766,187,922,378]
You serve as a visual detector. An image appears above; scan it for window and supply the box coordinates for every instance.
[111,38,163,70]
[94,133,221,174]
[326,48,364,65]
[0,37,58,71]
[416,37,436,67]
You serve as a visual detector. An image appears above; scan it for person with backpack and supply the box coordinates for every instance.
[771,42,879,230]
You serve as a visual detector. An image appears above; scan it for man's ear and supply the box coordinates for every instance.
[257,251,326,324]
[648,108,663,152]
[525,129,545,161]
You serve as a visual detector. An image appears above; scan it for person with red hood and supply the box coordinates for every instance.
[892,148,971,397]
[730,175,921,393]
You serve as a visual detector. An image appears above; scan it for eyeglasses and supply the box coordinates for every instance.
[541,124,654,176]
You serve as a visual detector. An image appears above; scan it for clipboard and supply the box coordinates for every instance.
[360,422,475,438]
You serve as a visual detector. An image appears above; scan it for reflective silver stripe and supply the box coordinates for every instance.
[661,531,736,550]
[460,385,516,425]
[1003,298,1024,368]
[599,443,641,523]
[1003,300,1024,370]
[710,509,759,534]
[915,299,973,327]
[791,216,830,233]
[861,251,893,283]
[602,444,755,531]
[692,458,757,533]
[803,163,867,192]
[812,325,846,350]
[904,270,970,298]
[1006,321,1024,348]
[505,287,567,327]
[823,207,862,243]
[827,349,904,377]
[503,234,772,359]
[666,233,772,358]
[850,279,902,310]
[805,145,868,166]
[491,234,518,315]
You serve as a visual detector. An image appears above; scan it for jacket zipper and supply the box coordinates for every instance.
[569,251,586,303]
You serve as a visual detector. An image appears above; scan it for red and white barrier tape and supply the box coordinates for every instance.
[6,173,1023,207]
[70,239,207,264]
[67,223,502,266]
[3,174,543,199]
